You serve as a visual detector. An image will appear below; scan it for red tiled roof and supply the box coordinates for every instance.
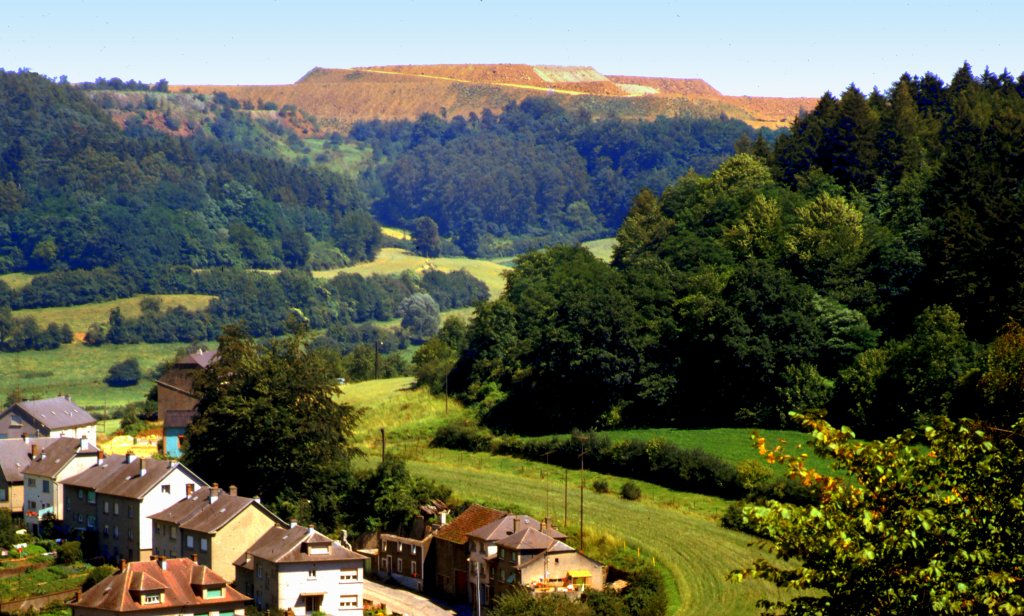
[72,558,248,613]
[431,504,507,545]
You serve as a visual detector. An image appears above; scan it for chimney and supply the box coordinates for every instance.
[229,485,237,497]
[440,510,448,525]
[513,516,519,533]
[253,495,261,504]
[157,555,166,570]
[126,451,137,464]
[191,553,198,562]
[306,524,315,536]
[290,519,297,529]
[21,433,28,444]
[97,450,105,462]
[209,483,219,503]
[79,436,89,451]
[31,444,40,459]
[138,458,146,477]
[119,559,127,572]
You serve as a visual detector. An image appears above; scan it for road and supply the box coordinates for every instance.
[363,579,460,616]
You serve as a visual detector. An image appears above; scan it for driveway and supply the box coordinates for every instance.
[363,579,458,616]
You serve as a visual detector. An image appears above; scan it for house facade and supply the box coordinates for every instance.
[21,437,99,534]
[425,504,506,601]
[0,436,58,514]
[70,556,249,616]
[63,453,206,562]
[0,397,97,441]
[151,484,281,583]
[156,350,216,458]
[378,532,430,592]
[234,524,364,616]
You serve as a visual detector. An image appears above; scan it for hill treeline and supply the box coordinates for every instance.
[442,65,1024,437]
[353,97,771,257]
[0,70,380,276]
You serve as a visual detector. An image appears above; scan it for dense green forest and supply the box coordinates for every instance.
[0,69,379,277]
[438,65,1024,438]
[353,98,771,256]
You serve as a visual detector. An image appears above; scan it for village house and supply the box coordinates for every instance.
[0,396,97,441]
[378,530,431,592]
[70,556,249,616]
[466,513,603,611]
[63,453,206,562]
[150,483,281,583]
[0,435,59,514]
[21,436,99,534]
[234,523,364,616]
[424,503,506,601]
[155,350,217,458]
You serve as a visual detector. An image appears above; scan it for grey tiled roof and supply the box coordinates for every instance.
[5,397,96,430]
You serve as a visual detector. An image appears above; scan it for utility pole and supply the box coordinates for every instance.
[563,467,568,530]
[374,339,381,380]
[580,438,585,553]
[380,428,386,462]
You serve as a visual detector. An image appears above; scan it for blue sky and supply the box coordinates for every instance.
[2,0,1021,97]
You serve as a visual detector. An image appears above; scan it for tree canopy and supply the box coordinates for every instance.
[184,323,361,504]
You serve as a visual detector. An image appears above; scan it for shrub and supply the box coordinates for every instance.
[592,479,610,494]
[620,482,642,501]
[55,541,82,564]
[104,358,141,387]
[82,565,117,591]
[431,422,495,452]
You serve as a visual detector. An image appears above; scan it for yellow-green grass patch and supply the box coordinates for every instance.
[380,226,409,240]
[343,376,472,455]
[0,342,207,416]
[582,237,617,262]
[0,272,35,290]
[13,294,215,334]
[405,449,792,616]
[313,247,510,299]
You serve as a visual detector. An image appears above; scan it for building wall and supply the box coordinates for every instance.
[23,452,100,530]
[519,551,607,591]
[151,520,181,560]
[64,485,98,535]
[0,479,22,514]
[209,505,278,583]
[378,535,427,592]
[431,539,469,599]
[275,560,363,616]
[156,367,200,423]
[163,428,186,459]
[49,425,97,442]
[0,409,40,439]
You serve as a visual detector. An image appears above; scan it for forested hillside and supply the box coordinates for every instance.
[0,70,379,277]
[442,65,1024,438]
[354,98,770,256]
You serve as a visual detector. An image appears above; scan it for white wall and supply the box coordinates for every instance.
[275,560,363,616]
[137,465,206,552]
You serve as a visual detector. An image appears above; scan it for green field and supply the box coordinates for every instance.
[343,377,795,616]
[0,342,204,415]
[13,294,215,333]
[314,247,511,299]
[582,237,617,262]
[0,272,35,290]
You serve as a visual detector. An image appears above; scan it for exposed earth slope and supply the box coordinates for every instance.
[178,64,815,131]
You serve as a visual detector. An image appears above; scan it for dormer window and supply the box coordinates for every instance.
[203,587,224,599]
[142,593,162,605]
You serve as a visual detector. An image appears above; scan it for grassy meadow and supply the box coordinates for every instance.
[0,272,35,290]
[0,342,202,416]
[13,294,215,334]
[582,237,617,262]
[315,247,511,299]
[343,377,797,616]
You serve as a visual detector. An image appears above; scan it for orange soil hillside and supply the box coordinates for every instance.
[178,64,815,131]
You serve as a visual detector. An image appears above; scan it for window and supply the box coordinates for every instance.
[142,593,161,605]
[28,500,36,510]
[308,568,317,579]
[161,484,170,494]
[186,535,194,549]
[27,478,35,488]
[412,561,418,577]
[1,487,9,502]
[397,542,403,552]
[128,506,134,518]
[76,513,83,523]
[397,558,403,574]
[340,596,358,608]
[340,570,358,581]
[87,491,96,504]
[77,488,84,500]
[204,587,223,599]
[256,565,262,580]
[42,480,50,493]
[170,526,178,539]
[114,526,119,539]
[103,525,109,537]
[200,537,208,552]
[114,502,119,515]
[412,545,418,555]
[103,501,109,514]
[87,515,96,529]
[128,528,133,540]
